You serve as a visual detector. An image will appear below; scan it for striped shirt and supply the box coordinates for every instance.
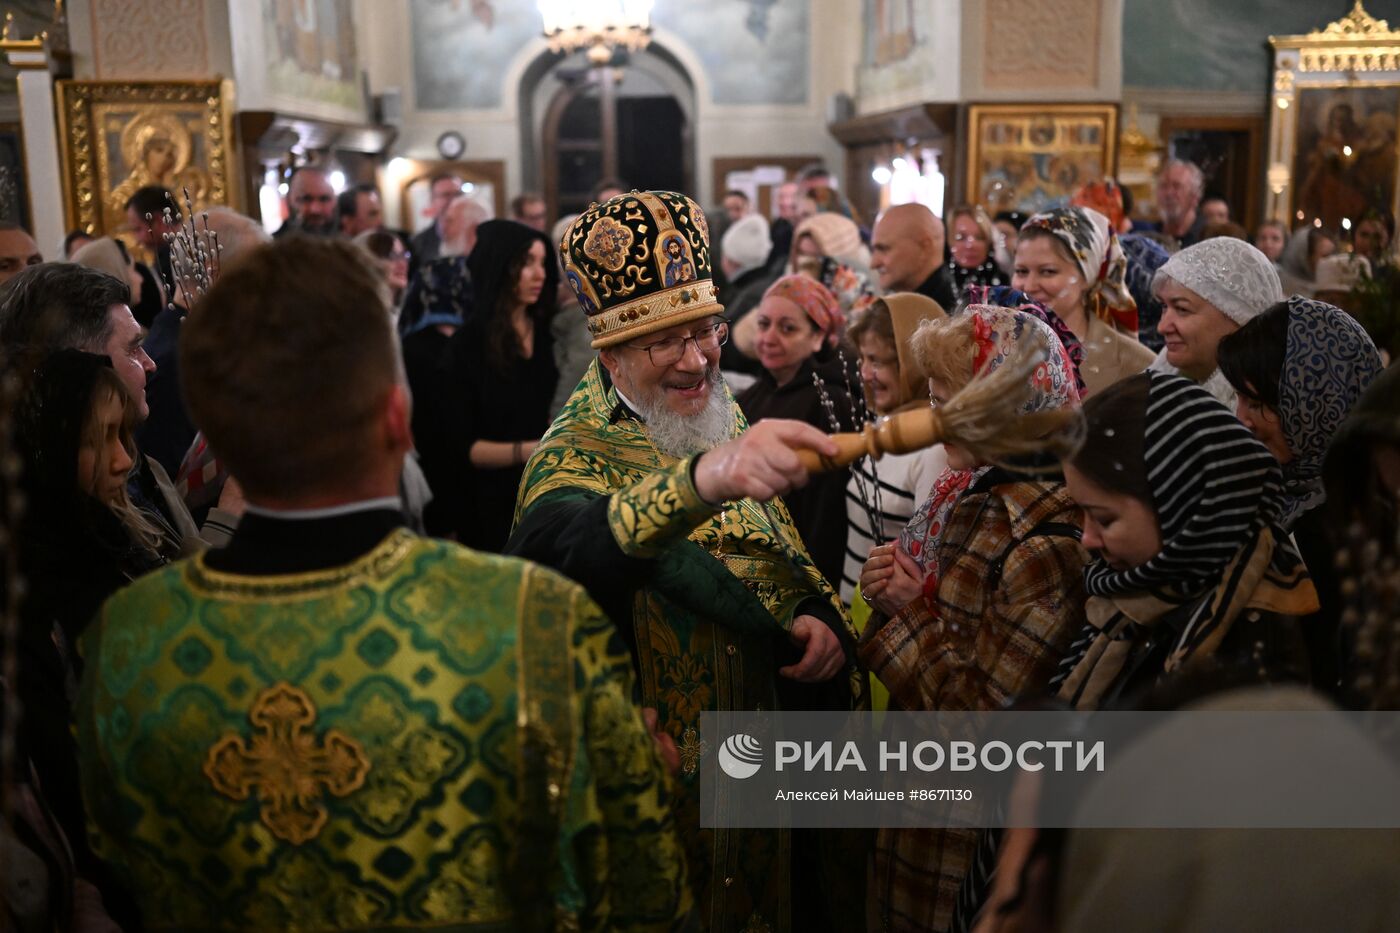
[840,445,946,602]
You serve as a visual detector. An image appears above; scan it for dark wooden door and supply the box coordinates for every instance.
[545,71,689,218]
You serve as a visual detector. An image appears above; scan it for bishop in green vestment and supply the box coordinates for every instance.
[75,236,693,933]
[509,191,863,933]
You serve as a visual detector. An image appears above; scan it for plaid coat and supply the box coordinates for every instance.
[859,474,1087,933]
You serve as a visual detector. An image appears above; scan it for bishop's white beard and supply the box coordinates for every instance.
[632,366,736,459]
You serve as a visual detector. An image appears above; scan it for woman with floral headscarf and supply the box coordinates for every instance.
[856,305,1088,933]
[1217,296,1384,692]
[1072,179,1173,351]
[1014,206,1155,397]
[737,274,852,586]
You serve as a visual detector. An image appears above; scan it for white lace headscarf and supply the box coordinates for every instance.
[1148,238,1285,408]
[1152,237,1284,326]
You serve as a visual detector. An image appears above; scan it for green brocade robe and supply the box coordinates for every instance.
[510,359,859,933]
[76,529,691,932]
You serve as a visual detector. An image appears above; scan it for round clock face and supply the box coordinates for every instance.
[437,131,465,160]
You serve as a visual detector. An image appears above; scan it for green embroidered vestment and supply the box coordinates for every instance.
[76,530,690,932]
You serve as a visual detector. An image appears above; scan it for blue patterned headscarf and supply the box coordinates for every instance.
[1277,296,1384,527]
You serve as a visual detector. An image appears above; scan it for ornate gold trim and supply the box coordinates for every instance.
[0,12,45,52]
[55,78,238,235]
[587,280,722,348]
[1312,1,1391,38]
[1118,103,1158,159]
[963,103,1119,211]
[186,528,419,602]
[1271,1,1400,72]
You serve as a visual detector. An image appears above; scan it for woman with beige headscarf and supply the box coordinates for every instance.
[789,211,876,320]
[839,293,949,605]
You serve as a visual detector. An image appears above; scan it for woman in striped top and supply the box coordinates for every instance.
[1054,371,1318,711]
[839,294,948,604]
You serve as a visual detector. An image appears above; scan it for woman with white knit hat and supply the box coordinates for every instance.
[1150,236,1285,408]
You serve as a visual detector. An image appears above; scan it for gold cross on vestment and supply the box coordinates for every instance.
[679,726,708,776]
[204,682,371,844]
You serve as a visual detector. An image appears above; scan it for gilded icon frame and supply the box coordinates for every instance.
[56,79,236,235]
[964,103,1118,215]
[1268,3,1400,227]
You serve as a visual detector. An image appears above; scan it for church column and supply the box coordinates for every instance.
[2,34,65,254]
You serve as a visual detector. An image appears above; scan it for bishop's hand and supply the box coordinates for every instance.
[694,419,838,505]
[779,615,846,683]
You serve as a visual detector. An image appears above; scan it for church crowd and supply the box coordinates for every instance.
[1,153,1399,933]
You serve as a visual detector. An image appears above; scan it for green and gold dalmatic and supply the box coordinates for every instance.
[76,531,691,932]
[513,359,857,933]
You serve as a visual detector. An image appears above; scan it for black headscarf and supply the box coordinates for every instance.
[465,220,560,374]
[467,219,559,324]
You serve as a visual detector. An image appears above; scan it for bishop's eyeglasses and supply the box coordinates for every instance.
[630,321,729,367]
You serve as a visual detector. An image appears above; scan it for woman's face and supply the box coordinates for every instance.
[1154,277,1239,381]
[1254,225,1286,262]
[796,234,823,260]
[514,240,548,308]
[951,214,991,269]
[858,332,901,414]
[383,241,409,292]
[78,390,133,506]
[753,296,823,378]
[1012,236,1087,322]
[930,378,976,470]
[995,220,1020,259]
[1063,461,1162,571]
[1234,394,1292,465]
[1309,233,1337,273]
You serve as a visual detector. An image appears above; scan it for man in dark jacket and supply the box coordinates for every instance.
[870,203,956,309]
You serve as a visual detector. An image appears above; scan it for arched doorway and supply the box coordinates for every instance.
[519,45,696,220]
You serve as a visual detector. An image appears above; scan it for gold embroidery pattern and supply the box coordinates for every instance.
[607,458,715,558]
[583,215,635,271]
[692,205,710,243]
[187,529,417,603]
[679,726,709,776]
[204,683,370,844]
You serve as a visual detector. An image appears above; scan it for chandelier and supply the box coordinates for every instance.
[538,0,654,65]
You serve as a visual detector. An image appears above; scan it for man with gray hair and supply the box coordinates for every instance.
[1151,158,1207,247]
[397,195,488,335]
[438,194,489,257]
[511,190,859,932]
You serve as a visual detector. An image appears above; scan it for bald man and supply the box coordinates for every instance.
[870,203,956,309]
